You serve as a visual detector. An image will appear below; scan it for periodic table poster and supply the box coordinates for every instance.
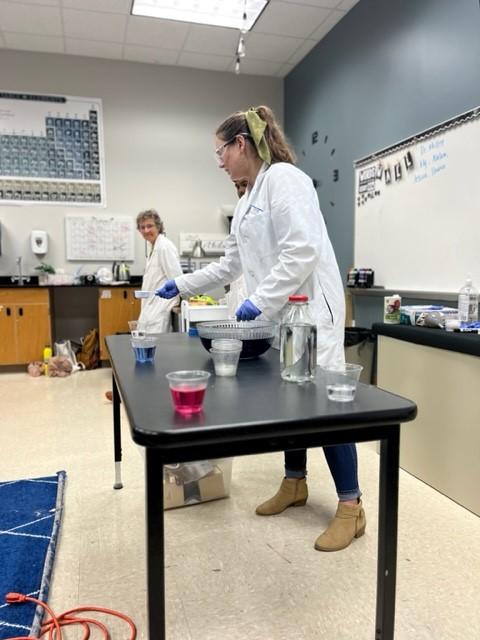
[65,215,134,261]
[0,90,106,206]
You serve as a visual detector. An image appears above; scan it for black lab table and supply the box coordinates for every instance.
[106,334,416,640]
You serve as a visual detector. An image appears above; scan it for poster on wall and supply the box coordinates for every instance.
[0,90,106,206]
[65,215,134,261]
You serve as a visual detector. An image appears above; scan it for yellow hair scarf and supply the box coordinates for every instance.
[244,108,271,165]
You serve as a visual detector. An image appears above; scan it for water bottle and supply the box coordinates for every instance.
[457,277,479,323]
[280,295,317,383]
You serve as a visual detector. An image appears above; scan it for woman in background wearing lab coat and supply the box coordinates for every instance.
[136,209,182,333]
[157,106,365,552]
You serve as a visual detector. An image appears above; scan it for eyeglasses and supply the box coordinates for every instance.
[214,137,236,165]
[214,133,251,165]
[139,223,155,231]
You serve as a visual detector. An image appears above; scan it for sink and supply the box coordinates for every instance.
[0,275,39,286]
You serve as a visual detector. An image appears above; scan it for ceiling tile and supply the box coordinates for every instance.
[286,38,318,66]
[65,38,123,59]
[7,0,61,5]
[245,32,303,63]
[337,0,360,10]
[62,0,131,12]
[276,62,296,78]
[125,15,190,49]
[63,9,127,42]
[254,1,330,38]
[3,32,64,53]
[231,57,283,77]
[177,51,232,72]
[270,0,341,7]
[0,0,360,76]
[309,9,344,40]
[0,2,62,36]
[182,24,238,56]
[122,43,179,65]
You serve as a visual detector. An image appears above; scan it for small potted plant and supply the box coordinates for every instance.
[35,262,55,286]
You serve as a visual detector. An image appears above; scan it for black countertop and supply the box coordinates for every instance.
[0,275,143,288]
[373,323,480,357]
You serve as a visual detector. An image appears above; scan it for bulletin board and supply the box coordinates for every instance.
[0,90,105,206]
[354,106,480,292]
[65,215,135,261]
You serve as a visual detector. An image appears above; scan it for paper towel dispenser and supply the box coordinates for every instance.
[31,230,48,255]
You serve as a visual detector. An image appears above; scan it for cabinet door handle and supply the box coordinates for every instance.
[123,290,127,299]
[18,307,23,317]
[6,307,11,317]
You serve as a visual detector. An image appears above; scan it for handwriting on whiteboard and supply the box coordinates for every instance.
[414,137,448,183]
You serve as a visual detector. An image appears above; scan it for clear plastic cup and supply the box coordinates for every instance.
[211,338,243,351]
[322,363,363,402]
[209,347,242,376]
[129,320,154,338]
[166,370,211,414]
[131,337,157,364]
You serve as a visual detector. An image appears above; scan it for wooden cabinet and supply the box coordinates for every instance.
[98,288,141,360]
[0,288,51,365]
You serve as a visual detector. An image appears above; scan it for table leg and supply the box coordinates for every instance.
[145,448,166,640]
[112,373,123,490]
[375,424,400,639]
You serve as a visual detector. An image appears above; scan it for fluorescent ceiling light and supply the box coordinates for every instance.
[131,0,268,31]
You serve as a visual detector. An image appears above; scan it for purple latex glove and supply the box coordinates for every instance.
[156,280,179,299]
[235,299,261,321]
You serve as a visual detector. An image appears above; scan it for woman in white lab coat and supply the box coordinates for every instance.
[157,106,365,552]
[136,209,182,333]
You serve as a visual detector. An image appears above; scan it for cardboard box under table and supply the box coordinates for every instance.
[163,458,233,510]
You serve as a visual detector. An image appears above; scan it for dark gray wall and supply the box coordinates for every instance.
[285,0,480,297]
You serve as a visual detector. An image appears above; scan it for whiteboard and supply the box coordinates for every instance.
[354,107,480,292]
[65,215,135,261]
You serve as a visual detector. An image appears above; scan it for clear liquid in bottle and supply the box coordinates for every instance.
[280,323,317,383]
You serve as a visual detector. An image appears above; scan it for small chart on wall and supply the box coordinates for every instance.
[354,106,480,292]
[0,91,105,206]
[65,215,134,261]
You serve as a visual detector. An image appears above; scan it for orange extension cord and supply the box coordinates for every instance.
[4,592,137,640]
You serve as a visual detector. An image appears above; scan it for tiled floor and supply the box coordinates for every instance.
[1,368,479,639]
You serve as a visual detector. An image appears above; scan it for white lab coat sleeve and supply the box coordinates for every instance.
[249,170,322,319]
[175,233,243,296]
[157,240,183,280]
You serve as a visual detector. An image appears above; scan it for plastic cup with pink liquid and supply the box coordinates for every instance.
[166,370,211,415]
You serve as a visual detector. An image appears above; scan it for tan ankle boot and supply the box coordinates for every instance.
[314,500,366,552]
[256,477,308,516]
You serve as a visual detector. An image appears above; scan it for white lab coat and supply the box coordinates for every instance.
[224,274,248,318]
[139,234,183,333]
[176,163,345,366]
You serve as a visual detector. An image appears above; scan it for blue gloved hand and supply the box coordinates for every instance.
[235,299,261,321]
[156,280,179,299]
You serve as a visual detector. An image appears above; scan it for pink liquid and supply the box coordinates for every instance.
[170,386,206,414]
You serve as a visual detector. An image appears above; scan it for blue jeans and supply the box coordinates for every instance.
[284,444,361,501]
